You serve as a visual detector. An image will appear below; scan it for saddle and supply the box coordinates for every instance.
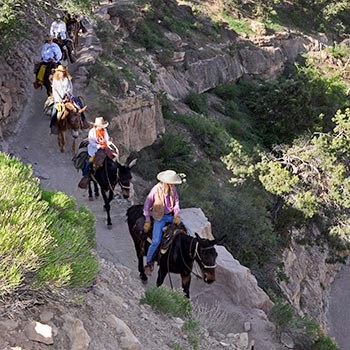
[143,222,186,256]
[33,63,46,89]
[93,148,118,168]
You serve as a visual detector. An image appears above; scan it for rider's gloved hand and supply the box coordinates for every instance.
[173,216,181,225]
[143,221,151,233]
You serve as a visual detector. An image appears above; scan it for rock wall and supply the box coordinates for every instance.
[152,32,329,100]
[0,8,50,151]
[278,226,341,327]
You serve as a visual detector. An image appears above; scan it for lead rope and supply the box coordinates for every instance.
[104,158,115,195]
[167,240,174,290]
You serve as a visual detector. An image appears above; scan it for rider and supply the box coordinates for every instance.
[50,13,75,63]
[78,117,118,189]
[50,13,67,40]
[34,35,62,95]
[143,170,182,276]
[50,65,87,133]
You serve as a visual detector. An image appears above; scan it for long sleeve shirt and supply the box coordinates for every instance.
[143,183,180,221]
[52,77,73,103]
[87,127,110,156]
[50,20,67,40]
[41,43,62,63]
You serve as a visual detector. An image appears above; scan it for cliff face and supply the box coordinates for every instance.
[278,227,341,328]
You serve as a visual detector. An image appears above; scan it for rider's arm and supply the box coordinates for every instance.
[50,22,57,37]
[173,186,180,217]
[40,44,48,61]
[143,185,157,221]
[88,128,99,149]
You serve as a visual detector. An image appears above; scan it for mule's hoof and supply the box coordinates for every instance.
[89,197,94,201]
[140,274,148,284]
[107,224,113,230]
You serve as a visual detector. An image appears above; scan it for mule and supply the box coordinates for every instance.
[127,204,223,298]
[88,157,137,227]
[67,18,81,52]
[56,101,83,153]
[34,61,57,96]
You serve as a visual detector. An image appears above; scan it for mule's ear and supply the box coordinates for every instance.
[128,158,137,168]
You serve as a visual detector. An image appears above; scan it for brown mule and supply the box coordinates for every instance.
[56,101,85,153]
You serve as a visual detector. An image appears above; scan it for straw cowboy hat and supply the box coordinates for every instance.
[91,116,109,128]
[157,170,182,184]
[55,65,68,73]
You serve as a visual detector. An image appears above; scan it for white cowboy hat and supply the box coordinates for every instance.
[56,13,62,19]
[55,65,67,73]
[91,116,109,128]
[157,170,182,185]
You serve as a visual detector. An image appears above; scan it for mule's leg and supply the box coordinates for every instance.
[71,137,76,154]
[88,178,93,200]
[93,181,99,198]
[58,132,65,153]
[156,266,168,287]
[101,189,112,227]
[138,255,147,283]
[181,273,191,299]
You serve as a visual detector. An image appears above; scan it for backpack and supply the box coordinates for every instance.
[72,147,88,170]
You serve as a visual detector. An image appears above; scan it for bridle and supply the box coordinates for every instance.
[117,167,131,191]
[103,160,131,195]
[189,238,217,269]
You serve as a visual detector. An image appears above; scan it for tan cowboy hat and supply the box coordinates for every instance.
[55,65,67,73]
[157,170,182,185]
[91,116,109,128]
[47,35,54,41]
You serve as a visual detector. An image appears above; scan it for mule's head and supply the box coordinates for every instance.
[117,158,137,199]
[65,103,81,136]
[192,233,217,283]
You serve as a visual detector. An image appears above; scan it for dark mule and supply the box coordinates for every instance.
[56,101,83,153]
[89,157,136,227]
[34,61,57,96]
[127,204,222,298]
[67,18,81,52]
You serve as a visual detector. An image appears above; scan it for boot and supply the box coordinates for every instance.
[144,262,154,276]
[78,175,89,189]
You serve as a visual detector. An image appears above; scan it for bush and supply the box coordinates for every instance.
[141,286,192,318]
[227,66,347,147]
[185,93,208,116]
[165,113,230,158]
[0,153,98,294]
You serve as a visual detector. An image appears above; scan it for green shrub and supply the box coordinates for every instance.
[240,65,347,147]
[185,93,208,115]
[327,43,350,59]
[0,153,98,294]
[141,286,192,318]
[165,113,230,158]
[131,19,168,49]
[182,319,200,350]
[311,334,339,350]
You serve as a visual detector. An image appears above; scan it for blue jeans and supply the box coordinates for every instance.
[146,214,174,263]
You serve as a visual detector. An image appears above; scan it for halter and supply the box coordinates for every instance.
[117,167,131,190]
[190,239,217,269]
